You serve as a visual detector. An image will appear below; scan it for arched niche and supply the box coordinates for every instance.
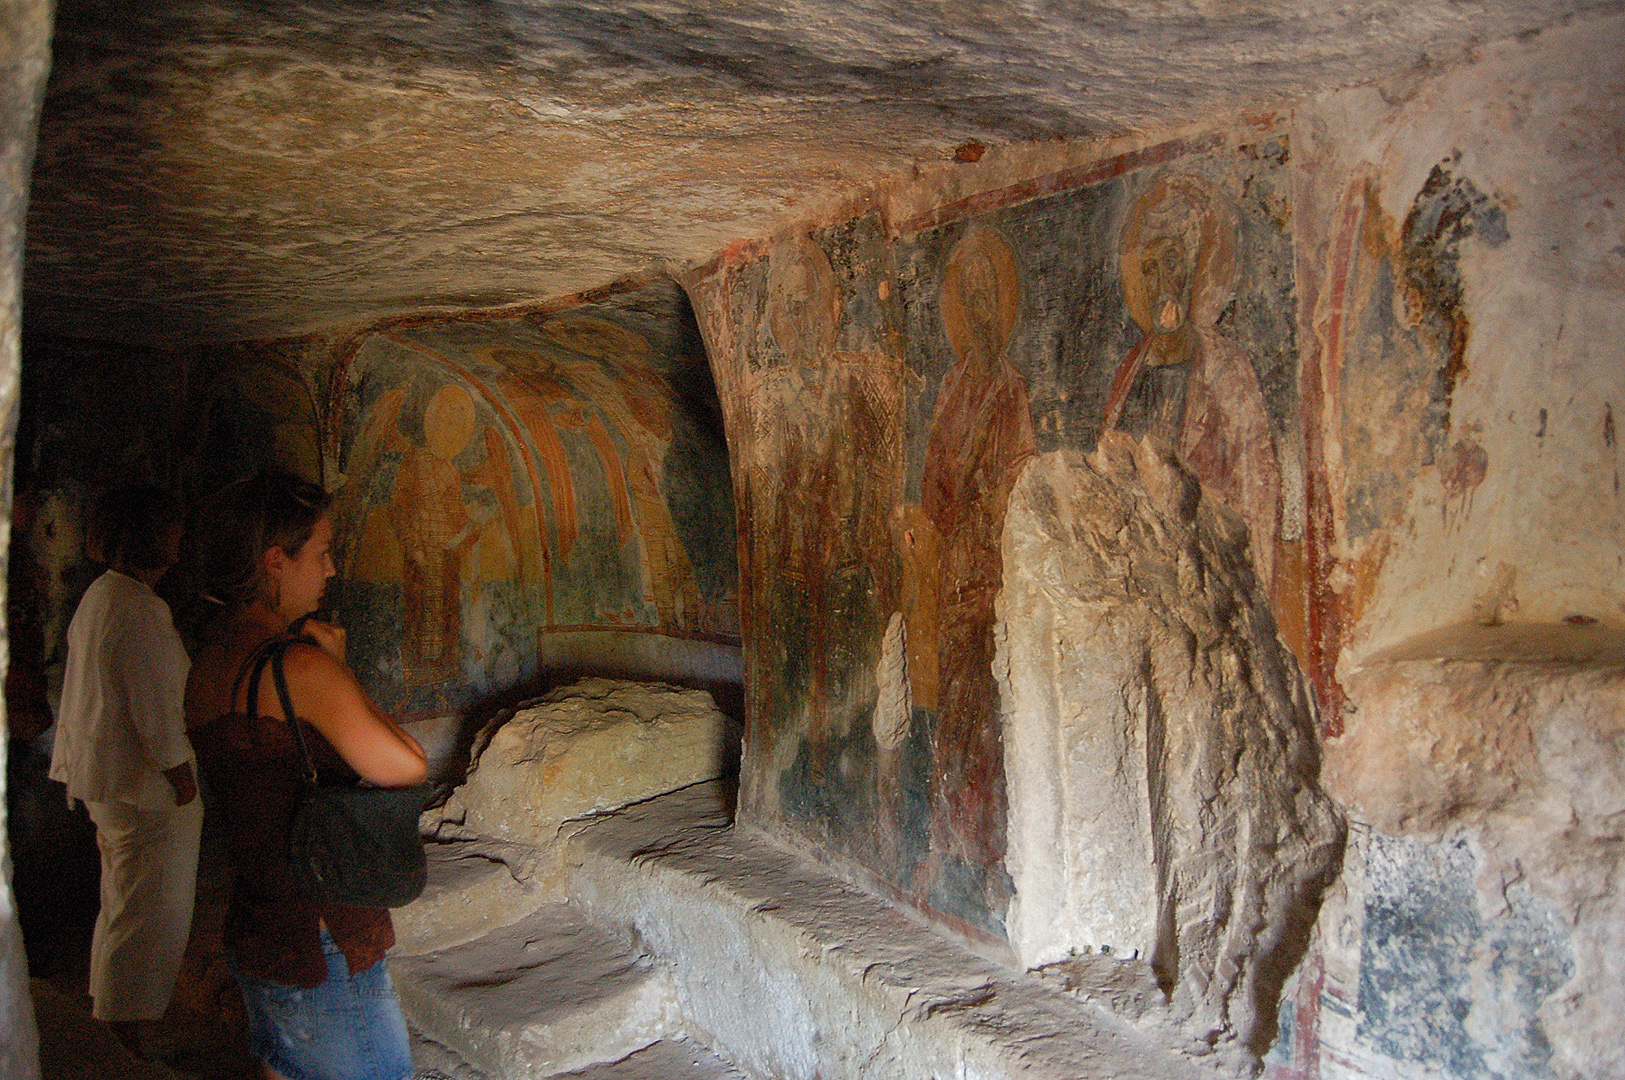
[326,281,739,721]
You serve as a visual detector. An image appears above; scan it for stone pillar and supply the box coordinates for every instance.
[998,434,1343,1065]
[0,2,53,1076]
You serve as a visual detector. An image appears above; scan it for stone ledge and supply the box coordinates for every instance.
[393,836,552,957]
[1329,626,1625,835]
[559,782,1215,1080]
[391,904,682,1079]
[1361,621,1625,667]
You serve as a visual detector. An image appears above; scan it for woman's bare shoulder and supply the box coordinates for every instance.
[279,638,355,687]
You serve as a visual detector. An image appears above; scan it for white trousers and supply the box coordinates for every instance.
[84,795,204,1022]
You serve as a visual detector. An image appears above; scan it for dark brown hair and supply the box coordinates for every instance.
[193,471,332,612]
[86,485,182,573]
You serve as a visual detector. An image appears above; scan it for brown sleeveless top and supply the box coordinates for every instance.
[191,708,394,987]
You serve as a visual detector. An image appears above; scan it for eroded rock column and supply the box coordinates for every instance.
[997,433,1344,1064]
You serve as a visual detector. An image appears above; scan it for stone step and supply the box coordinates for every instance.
[391,904,682,1079]
[394,835,553,957]
[412,1032,756,1080]
[557,781,1217,1080]
[555,1038,759,1079]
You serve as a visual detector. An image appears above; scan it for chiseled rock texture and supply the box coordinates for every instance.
[1,1,52,1076]
[1321,627,1625,1080]
[23,1,1596,343]
[996,434,1344,1069]
[392,835,551,956]
[563,782,1215,1080]
[390,904,681,1078]
[436,678,735,845]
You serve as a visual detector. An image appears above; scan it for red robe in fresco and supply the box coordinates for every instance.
[921,353,1035,868]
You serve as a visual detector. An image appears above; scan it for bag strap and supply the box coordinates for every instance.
[233,637,283,743]
[234,634,320,785]
[269,644,321,786]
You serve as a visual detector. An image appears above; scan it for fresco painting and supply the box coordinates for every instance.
[1105,174,1281,590]
[525,316,710,630]
[390,384,484,685]
[728,233,910,856]
[914,229,1035,880]
[180,348,327,501]
[711,140,1302,935]
[336,367,532,713]
[329,304,737,718]
[1297,163,1506,732]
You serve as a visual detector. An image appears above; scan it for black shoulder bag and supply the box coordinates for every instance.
[245,637,429,908]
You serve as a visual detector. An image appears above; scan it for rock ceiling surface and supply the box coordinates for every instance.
[21,0,1604,344]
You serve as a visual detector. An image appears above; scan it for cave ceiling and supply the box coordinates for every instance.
[21,0,1602,345]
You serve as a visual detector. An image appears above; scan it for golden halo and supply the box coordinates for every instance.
[766,235,841,360]
[940,228,1020,362]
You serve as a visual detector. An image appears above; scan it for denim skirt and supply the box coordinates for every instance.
[232,928,413,1080]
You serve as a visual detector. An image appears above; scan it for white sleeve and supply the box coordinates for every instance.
[112,596,193,772]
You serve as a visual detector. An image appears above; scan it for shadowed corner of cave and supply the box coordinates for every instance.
[4,2,1625,1080]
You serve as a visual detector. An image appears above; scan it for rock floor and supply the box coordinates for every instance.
[23,776,1215,1080]
[397,780,1213,1080]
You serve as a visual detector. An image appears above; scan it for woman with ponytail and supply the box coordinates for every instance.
[185,472,425,1080]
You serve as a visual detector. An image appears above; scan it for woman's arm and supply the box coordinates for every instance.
[269,622,427,788]
[163,762,198,806]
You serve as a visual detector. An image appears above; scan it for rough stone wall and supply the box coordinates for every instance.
[1287,14,1625,711]
[322,288,738,718]
[1261,14,1625,1080]
[23,1,1588,345]
[692,132,1305,938]
[0,0,51,1074]
[997,436,1343,1067]
[3,334,210,696]
[1316,635,1622,1080]
[2,9,1617,1077]
[687,11,1623,1073]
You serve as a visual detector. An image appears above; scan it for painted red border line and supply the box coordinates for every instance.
[896,133,1223,235]
[539,624,742,648]
[1304,177,1366,737]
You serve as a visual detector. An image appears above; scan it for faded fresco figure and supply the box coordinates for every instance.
[390,384,480,687]
[755,235,903,799]
[1103,174,1281,589]
[910,228,1036,874]
[532,318,707,632]
[344,379,524,607]
[239,304,735,723]
[756,237,846,749]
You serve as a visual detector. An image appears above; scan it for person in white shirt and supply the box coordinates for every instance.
[49,484,201,1055]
